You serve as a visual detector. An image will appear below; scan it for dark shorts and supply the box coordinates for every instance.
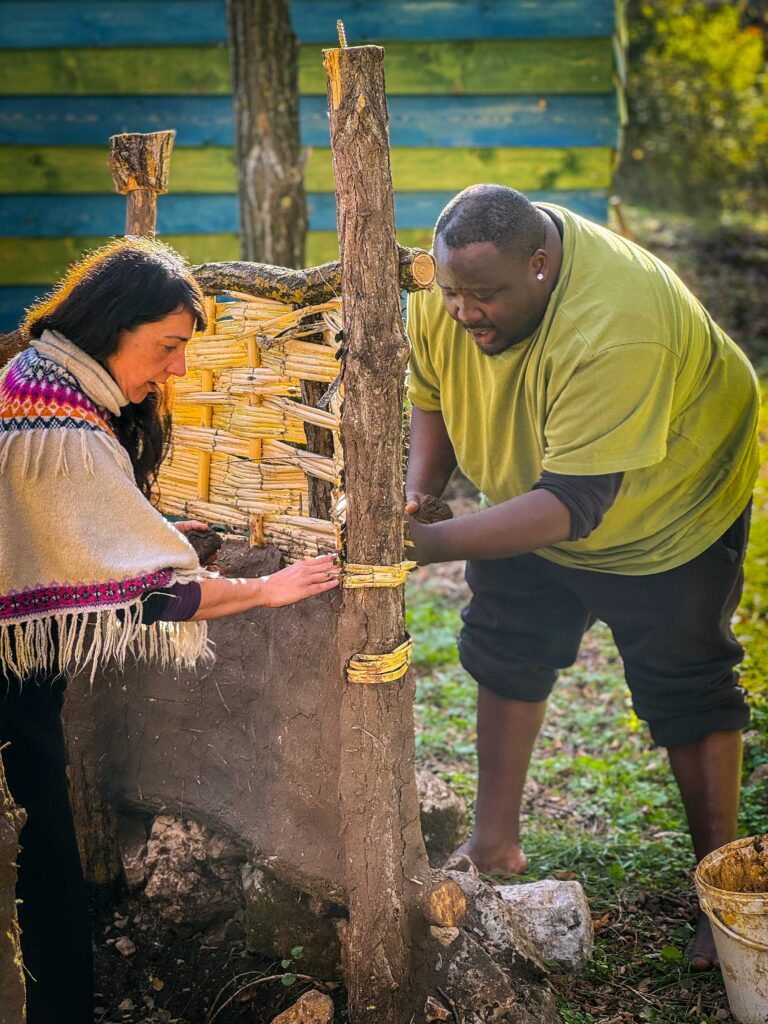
[458,506,752,748]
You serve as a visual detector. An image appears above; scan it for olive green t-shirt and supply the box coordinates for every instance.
[407,205,760,574]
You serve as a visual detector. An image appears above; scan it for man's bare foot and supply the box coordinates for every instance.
[445,838,529,878]
[687,911,720,972]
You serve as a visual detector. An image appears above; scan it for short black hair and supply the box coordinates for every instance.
[434,184,545,260]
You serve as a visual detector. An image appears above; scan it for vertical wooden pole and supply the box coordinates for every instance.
[0,756,26,1020]
[197,296,217,501]
[109,131,175,237]
[324,44,430,1023]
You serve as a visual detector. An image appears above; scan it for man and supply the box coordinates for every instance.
[405,184,759,971]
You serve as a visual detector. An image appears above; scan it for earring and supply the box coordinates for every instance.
[536,272,544,281]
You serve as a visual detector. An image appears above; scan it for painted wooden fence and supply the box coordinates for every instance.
[0,0,626,332]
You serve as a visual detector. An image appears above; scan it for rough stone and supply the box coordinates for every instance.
[143,816,246,928]
[416,768,468,867]
[114,937,136,957]
[429,925,460,947]
[242,865,344,978]
[270,989,334,1024]
[425,995,451,1021]
[495,879,594,972]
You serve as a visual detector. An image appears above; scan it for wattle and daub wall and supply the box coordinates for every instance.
[0,0,625,332]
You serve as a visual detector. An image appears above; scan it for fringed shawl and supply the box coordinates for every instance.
[0,330,213,681]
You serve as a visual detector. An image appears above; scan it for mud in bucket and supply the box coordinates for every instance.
[695,834,768,1023]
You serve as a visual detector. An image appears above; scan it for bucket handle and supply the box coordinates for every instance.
[699,894,768,954]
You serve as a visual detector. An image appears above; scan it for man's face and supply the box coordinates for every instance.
[434,238,546,356]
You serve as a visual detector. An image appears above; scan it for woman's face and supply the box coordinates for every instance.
[106,307,195,403]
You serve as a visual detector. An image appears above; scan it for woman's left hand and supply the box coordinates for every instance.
[174,520,209,533]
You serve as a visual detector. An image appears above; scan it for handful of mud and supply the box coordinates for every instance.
[411,495,454,524]
[183,528,223,567]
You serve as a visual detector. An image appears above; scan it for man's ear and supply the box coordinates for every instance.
[531,250,548,281]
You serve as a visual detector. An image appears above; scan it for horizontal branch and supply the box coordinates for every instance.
[192,243,435,303]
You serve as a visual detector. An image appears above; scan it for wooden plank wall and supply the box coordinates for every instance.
[0,0,626,332]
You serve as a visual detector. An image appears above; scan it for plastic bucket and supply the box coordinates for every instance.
[695,834,768,1024]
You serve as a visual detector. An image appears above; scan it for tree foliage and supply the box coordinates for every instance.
[619,0,768,213]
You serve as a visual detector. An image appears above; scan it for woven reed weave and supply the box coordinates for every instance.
[156,293,345,559]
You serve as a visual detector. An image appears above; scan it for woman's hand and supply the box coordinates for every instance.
[193,554,341,620]
[260,554,341,607]
[174,519,209,533]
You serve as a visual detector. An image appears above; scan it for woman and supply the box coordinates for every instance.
[0,237,340,1022]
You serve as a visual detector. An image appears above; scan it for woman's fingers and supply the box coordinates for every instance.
[175,519,209,533]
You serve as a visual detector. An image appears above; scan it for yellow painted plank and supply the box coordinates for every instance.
[0,146,614,194]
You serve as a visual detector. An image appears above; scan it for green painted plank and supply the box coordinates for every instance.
[302,39,615,95]
[0,38,615,96]
[0,231,440,284]
[0,146,614,194]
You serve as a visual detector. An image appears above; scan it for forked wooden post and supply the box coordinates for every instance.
[109,131,175,237]
[324,43,430,1022]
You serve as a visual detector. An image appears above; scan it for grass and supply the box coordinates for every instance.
[405,401,768,1024]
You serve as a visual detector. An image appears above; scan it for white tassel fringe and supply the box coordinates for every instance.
[0,603,214,684]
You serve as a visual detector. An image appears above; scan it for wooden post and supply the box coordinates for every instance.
[0,754,25,1022]
[109,131,175,237]
[226,0,306,266]
[325,43,431,1023]
[192,244,434,304]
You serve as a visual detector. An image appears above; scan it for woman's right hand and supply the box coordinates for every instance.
[260,554,341,607]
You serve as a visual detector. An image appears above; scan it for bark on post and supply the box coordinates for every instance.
[0,331,26,369]
[0,752,26,1021]
[226,0,306,266]
[109,131,175,237]
[325,44,429,1023]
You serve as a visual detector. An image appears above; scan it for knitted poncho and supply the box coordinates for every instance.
[0,330,213,681]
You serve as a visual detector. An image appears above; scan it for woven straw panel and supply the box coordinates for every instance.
[156,292,343,559]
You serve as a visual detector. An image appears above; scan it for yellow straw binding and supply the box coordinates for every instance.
[346,635,413,685]
[342,560,418,589]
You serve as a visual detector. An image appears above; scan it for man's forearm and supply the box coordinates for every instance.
[406,406,457,498]
[409,488,571,563]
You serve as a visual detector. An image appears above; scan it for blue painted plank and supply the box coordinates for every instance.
[0,285,45,332]
[0,190,610,236]
[0,1,617,48]
[0,95,620,148]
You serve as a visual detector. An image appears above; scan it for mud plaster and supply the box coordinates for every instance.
[63,541,346,901]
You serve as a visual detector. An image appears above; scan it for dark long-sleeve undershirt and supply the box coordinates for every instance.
[140,581,202,625]
[532,471,624,541]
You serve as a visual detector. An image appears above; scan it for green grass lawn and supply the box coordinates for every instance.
[407,405,768,1024]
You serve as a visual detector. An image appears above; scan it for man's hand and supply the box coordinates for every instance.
[405,516,436,565]
[405,492,430,517]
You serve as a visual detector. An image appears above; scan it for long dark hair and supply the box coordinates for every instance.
[24,238,206,499]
